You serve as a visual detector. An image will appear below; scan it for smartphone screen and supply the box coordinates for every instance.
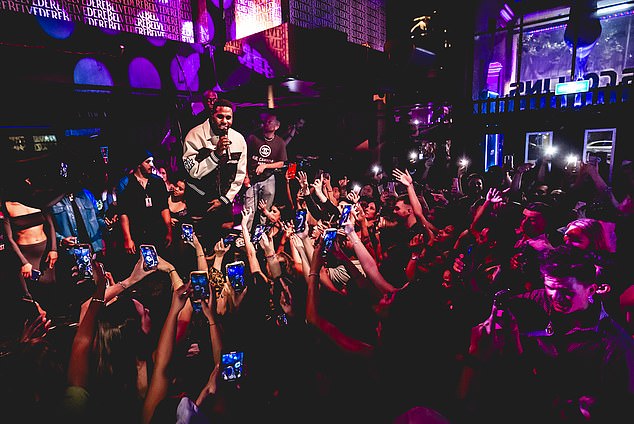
[190,271,210,312]
[251,224,269,244]
[338,204,352,228]
[322,228,337,256]
[181,223,194,243]
[223,233,238,246]
[140,244,159,271]
[294,209,307,233]
[73,244,93,279]
[221,351,244,382]
[226,261,246,294]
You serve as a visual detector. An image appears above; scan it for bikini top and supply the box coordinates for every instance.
[10,211,46,232]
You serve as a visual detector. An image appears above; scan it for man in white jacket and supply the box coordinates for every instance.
[182,98,247,250]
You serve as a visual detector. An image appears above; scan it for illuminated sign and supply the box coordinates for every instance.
[0,0,194,43]
[508,68,634,96]
[234,0,282,39]
[554,80,590,95]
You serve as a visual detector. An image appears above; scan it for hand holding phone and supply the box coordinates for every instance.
[140,244,159,271]
[321,228,338,256]
[251,224,270,244]
[226,261,246,294]
[190,271,211,313]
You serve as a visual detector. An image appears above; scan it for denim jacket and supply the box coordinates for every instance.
[51,189,105,253]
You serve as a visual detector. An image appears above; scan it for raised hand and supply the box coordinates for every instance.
[241,207,254,227]
[258,199,268,211]
[213,238,230,257]
[392,168,413,187]
[486,187,504,204]
[347,190,360,204]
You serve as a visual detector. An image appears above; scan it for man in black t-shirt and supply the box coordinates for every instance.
[117,150,172,258]
[243,111,288,233]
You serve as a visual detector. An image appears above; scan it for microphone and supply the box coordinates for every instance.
[218,128,230,157]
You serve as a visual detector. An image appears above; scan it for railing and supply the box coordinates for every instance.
[473,84,631,115]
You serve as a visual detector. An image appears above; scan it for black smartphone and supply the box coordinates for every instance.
[251,224,269,244]
[321,228,338,256]
[338,204,352,228]
[181,223,194,243]
[140,244,159,271]
[190,271,210,313]
[223,233,238,246]
[30,269,42,281]
[226,260,246,294]
[73,244,93,279]
[221,351,244,382]
[294,209,307,233]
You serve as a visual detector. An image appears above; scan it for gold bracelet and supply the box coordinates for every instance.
[118,281,129,290]
[308,272,319,277]
[197,254,205,257]
[91,297,105,303]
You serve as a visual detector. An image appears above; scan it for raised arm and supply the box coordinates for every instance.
[393,168,438,234]
[306,237,374,355]
[67,258,107,388]
[142,281,191,424]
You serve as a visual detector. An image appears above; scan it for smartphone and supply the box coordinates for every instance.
[59,162,68,178]
[190,271,210,313]
[30,269,42,281]
[223,233,238,246]
[251,224,270,244]
[221,351,244,382]
[287,162,297,180]
[181,223,194,243]
[73,244,93,279]
[294,209,307,233]
[140,244,159,271]
[226,260,246,294]
[321,228,338,256]
[338,204,352,228]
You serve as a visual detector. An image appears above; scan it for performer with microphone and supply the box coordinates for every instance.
[182,98,247,250]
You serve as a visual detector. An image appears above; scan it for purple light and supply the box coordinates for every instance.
[129,57,161,89]
[74,58,114,86]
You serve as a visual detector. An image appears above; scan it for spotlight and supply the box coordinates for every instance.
[371,164,381,174]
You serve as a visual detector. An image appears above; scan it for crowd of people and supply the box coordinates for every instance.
[1,91,633,424]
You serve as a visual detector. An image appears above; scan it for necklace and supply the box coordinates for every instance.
[263,134,274,142]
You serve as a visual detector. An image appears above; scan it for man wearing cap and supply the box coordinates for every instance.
[182,98,247,249]
[117,150,172,258]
